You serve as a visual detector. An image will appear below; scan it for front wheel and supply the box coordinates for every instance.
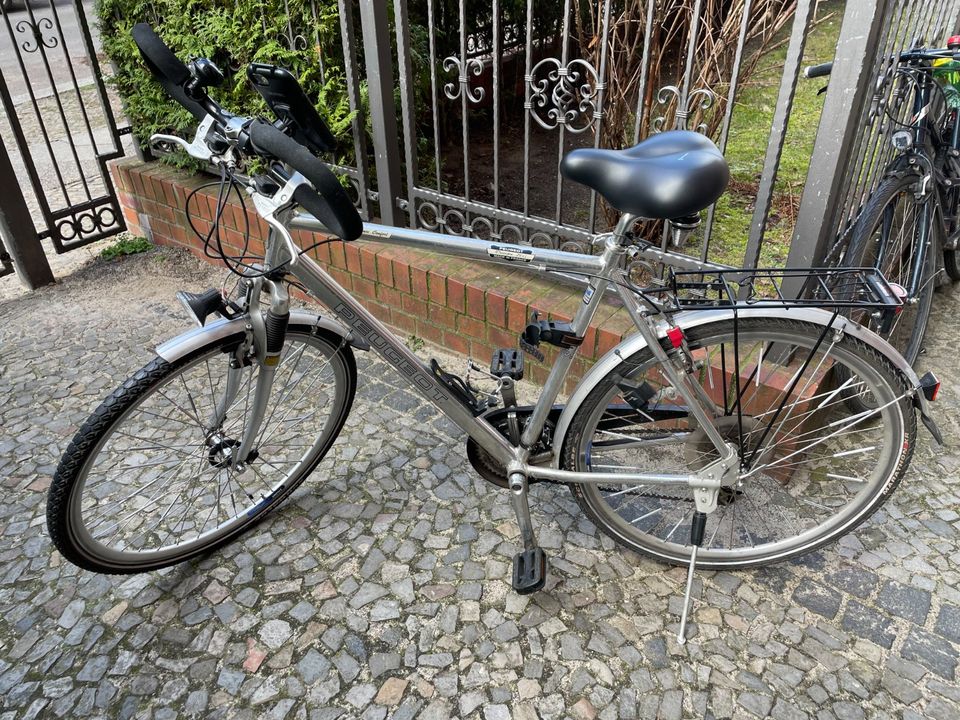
[561,317,916,569]
[47,324,356,573]
[844,174,938,366]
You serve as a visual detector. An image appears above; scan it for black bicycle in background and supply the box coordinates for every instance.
[807,41,960,408]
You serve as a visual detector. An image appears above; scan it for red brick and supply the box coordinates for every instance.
[465,285,485,319]
[401,294,428,316]
[392,311,417,333]
[457,314,486,340]
[344,243,362,274]
[443,330,470,355]
[360,246,378,280]
[376,254,394,286]
[377,285,403,308]
[485,290,507,328]
[417,321,445,344]
[428,271,447,306]
[447,277,466,313]
[353,276,376,300]
[411,267,429,301]
[392,258,412,293]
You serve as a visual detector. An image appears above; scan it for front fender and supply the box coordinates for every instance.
[155,309,369,362]
[552,306,938,467]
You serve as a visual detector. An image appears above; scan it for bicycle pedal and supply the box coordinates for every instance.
[490,348,524,380]
[512,547,547,595]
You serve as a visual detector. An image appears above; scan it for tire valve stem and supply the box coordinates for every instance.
[677,510,707,646]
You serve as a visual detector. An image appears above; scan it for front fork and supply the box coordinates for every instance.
[207,275,290,470]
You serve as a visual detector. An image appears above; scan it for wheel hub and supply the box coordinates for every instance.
[208,437,240,468]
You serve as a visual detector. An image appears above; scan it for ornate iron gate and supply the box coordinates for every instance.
[0,0,130,262]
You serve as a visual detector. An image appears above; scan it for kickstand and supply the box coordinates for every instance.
[677,511,707,645]
[509,472,547,594]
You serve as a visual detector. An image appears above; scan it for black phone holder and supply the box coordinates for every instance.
[247,63,337,155]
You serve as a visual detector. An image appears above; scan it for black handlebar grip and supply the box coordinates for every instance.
[131,23,208,122]
[804,61,834,79]
[248,120,363,242]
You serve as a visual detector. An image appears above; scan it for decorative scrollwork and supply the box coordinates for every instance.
[443,56,485,104]
[415,200,530,242]
[280,31,309,53]
[55,205,120,244]
[526,58,603,134]
[651,85,717,134]
[16,18,58,53]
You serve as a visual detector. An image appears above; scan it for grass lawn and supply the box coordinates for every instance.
[706,1,844,268]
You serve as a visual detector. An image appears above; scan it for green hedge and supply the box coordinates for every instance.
[98,0,361,162]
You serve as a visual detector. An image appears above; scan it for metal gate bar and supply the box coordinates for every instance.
[0,0,127,256]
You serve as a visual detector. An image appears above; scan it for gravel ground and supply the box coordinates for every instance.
[1,245,960,719]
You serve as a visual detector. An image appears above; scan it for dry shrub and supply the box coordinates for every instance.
[575,0,799,150]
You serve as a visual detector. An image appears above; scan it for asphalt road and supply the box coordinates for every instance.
[0,0,101,102]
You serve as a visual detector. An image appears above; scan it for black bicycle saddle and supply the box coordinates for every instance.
[560,130,729,220]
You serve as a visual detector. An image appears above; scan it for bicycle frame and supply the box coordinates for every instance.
[278,210,739,492]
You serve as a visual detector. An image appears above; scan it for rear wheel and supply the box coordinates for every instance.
[561,317,915,569]
[47,325,356,573]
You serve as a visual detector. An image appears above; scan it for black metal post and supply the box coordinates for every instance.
[740,0,814,274]
[784,0,893,296]
[0,135,54,289]
[358,0,403,226]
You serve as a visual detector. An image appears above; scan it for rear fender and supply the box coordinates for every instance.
[552,306,939,467]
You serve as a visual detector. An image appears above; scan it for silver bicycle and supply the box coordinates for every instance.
[47,25,942,643]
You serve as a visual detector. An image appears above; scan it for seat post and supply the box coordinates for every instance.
[612,213,640,246]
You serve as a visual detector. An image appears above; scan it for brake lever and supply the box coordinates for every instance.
[248,171,311,267]
[149,115,216,162]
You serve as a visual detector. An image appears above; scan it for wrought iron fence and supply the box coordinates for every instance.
[5,0,960,289]
[0,0,129,252]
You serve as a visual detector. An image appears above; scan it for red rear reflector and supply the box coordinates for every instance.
[948,34,960,49]
[667,327,685,349]
[920,371,941,401]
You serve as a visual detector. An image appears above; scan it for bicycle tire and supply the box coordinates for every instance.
[47,324,356,573]
[844,174,937,366]
[561,317,916,569]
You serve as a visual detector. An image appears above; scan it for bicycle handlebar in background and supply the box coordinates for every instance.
[804,61,833,79]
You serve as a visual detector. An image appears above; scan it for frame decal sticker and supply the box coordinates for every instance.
[488,244,534,263]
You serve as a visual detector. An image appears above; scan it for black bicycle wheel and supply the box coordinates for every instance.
[561,317,915,569]
[941,187,960,280]
[845,174,937,366]
[47,325,356,573]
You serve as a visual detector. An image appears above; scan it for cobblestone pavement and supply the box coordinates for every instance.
[2,246,960,719]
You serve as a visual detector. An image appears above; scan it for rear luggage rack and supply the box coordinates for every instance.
[669,267,904,312]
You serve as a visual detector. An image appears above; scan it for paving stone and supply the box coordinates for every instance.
[841,601,896,649]
[876,580,931,625]
[4,246,960,720]
[792,579,842,620]
[901,628,959,680]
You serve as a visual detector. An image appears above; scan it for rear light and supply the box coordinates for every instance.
[888,282,907,313]
[948,35,960,50]
[920,371,941,401]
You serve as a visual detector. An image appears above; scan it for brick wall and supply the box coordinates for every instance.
[110,158,637,391]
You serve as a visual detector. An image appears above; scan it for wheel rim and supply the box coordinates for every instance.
[67,331,347,567]
[573,323,906,565]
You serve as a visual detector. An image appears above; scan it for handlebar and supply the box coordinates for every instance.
[804,61,833,79]
[803,47,960,81]
[131,23,362,243]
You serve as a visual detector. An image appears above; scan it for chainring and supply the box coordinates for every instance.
[465,406,559,488]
